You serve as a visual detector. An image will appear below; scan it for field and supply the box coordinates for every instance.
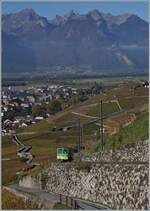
[87,101,120,117]
[2,81,149,186]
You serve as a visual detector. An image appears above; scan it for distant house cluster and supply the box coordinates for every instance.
[2,83,103,135]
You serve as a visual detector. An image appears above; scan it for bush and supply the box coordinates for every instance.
[47,100,62,114]
[32,104,46,117]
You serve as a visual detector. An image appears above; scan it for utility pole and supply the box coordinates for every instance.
[78,119,84,160]
[81,126,83,149]
[99,102,101,140]
[80,125,83,160]
[100,100,104,151]
[78,118,81,160]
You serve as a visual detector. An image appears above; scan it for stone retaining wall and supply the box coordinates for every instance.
[45,141,148,210]
[82,141,148,162]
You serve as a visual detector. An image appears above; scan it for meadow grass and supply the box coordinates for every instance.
[87,102,120,117]
[101,114,149,151]
[122,114,148,143]
[19,119,52,133]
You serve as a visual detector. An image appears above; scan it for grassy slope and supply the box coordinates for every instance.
[122,114,148,143]
[87,102,120,117]
[19,119,52,133]
[104,114,148,150]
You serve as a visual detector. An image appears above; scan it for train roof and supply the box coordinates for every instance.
[57,147,70,150]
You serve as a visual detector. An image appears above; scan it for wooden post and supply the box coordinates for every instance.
[74,200,77,209]
[71,198,73,209]
[66,196,68,207]
[60,194,62,203]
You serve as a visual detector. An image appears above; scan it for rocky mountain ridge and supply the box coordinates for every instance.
[2,8,148,73]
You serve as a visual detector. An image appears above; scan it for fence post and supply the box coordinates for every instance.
[74,200,77,209]
[66,196,68,207]
[71,198,73,209]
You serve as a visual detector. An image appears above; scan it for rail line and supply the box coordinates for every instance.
[77,161,148,165]
[56,159,148,166]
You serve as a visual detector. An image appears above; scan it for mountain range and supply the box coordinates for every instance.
[2,8,149,74]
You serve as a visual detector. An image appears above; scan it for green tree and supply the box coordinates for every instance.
[32,104,46,117]
[47,100,62,114]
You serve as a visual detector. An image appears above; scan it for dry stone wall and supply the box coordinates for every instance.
[45,141,148,210]
[82,141,148,162]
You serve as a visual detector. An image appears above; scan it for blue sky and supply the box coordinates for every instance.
[2,1,149,21]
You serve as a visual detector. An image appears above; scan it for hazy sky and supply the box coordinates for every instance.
[2,1,148,21]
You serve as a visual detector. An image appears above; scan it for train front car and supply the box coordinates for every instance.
[57,147,72,161]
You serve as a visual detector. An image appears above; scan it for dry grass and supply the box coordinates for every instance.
[2,189,41,209]
[2,159,28,185]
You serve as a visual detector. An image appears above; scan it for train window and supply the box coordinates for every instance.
[57,148,62,153]
[63,149,68,154]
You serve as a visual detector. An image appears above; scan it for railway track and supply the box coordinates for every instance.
[56,159,148,166]
[79,161,148,165]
